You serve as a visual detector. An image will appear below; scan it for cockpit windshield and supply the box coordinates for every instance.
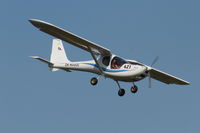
[111,56,127,69]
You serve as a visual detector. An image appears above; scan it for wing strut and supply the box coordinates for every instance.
[87,46,104,74]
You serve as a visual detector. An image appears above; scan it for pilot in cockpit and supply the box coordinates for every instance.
[111,58,120,69]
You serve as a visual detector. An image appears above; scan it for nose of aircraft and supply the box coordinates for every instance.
[138,65,148,77]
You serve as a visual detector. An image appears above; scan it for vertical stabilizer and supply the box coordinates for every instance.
[50,39,70,63]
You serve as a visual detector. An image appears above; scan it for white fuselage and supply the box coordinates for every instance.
[53,55,148,82]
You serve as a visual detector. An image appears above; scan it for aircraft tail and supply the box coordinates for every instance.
[50,39,70,63]
[30,39,70,72]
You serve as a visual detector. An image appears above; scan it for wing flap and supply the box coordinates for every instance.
[29,19,111,56]
[149,68,189,85]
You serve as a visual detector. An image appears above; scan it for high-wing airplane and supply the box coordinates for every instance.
[29,19,189,96]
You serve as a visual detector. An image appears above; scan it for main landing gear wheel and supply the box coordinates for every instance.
[116,81,125,97]
[90,77,98,86]
[118,89,125,97]
[131,85,138,93]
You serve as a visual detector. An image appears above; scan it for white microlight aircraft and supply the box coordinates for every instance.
[29,19,189,96]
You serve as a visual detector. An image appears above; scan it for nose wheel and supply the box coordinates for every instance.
[131,85,138,93]
[90,77,98,85]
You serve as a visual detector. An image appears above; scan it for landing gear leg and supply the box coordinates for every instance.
[90,77,98,86]
[131,83,138,93]
[116,81,125,97]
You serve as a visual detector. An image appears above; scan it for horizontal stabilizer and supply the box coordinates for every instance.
[30,56,53,65]
[30,56,59,71]
[30,56,71,72]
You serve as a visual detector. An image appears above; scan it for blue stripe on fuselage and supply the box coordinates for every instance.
[82,63,129,72]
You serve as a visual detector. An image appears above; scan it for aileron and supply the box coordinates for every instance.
[29,19,111,56]
[149,68,189,85]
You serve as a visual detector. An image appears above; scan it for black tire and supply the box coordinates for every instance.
[131,85,138,93]
[90,77,98,85]
[118,89,125,97]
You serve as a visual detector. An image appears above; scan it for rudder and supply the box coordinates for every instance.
[50,39,70,63]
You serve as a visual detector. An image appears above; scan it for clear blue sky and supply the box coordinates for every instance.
[0,0,199,132]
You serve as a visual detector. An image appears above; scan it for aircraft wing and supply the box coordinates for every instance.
[127,59,145,66]
[29,19,111,56]
[149,68,190,85]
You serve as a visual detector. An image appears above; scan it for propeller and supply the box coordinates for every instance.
[148,56,159,88]
[151,56,159,67]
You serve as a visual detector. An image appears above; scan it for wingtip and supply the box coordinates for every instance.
[28,19,55,30]
[28,19,40,28]
[29,56,39,59]
[28,19,41,23]
[28,19,39,24]
[185,82,190,85]
[28,19,47,28]
[181,81,190,85]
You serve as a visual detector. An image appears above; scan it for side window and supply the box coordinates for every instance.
[102,56,110,66]
[111,57,127,69]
